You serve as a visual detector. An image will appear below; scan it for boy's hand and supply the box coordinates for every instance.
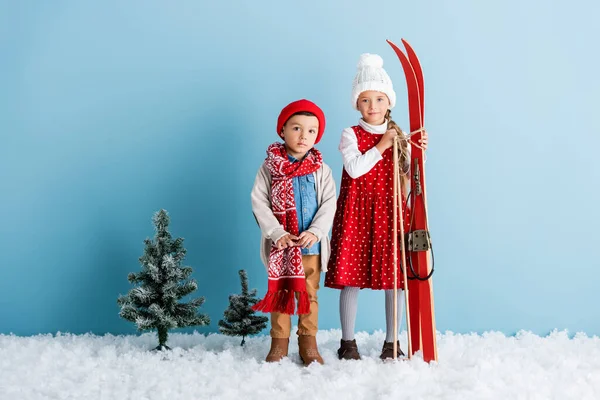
[275,233,299,249]
[297,231,318,249]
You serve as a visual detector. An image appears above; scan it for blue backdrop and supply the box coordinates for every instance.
[1,0,599,337]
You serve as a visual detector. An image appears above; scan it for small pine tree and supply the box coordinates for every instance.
[218,269,268,346]
[117,209,210,350]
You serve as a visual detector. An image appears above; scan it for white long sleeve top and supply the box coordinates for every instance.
[339,119,412,179]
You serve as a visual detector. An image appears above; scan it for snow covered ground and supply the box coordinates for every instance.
[1,329,598,400]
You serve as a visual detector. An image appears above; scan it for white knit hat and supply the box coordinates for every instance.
[351,53,396,110]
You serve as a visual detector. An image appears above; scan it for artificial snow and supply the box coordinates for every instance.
[1,329,598,400]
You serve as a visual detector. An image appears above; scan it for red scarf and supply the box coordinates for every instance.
[252,142,323,315]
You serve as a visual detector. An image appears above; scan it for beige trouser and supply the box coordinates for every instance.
[270,255,321,338]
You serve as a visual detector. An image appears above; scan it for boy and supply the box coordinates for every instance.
[251,99,336,365]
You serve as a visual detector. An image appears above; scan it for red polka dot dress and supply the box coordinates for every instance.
[325,125,410,290]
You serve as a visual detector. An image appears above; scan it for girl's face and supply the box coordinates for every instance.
[357,91,390,125]
[281,114,319,159]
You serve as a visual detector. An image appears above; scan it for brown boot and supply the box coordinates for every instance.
[380,340,405,360]
[265,338,289,362]
[337,339,361,360]
[298,335,324,366]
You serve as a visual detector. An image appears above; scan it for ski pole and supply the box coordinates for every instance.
[392,132,412,360]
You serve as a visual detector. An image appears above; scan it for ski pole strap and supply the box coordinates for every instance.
[401,127,427,151]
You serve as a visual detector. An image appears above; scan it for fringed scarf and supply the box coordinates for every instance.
[252,142,323,315]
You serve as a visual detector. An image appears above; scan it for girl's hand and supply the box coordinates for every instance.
[375,129,398,154]
[297,231,318,249]
[275,233,299,249]
[419,130,428,151]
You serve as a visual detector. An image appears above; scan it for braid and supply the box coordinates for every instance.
[385,109,410,196]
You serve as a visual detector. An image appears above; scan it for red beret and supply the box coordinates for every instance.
[276,99,326,144]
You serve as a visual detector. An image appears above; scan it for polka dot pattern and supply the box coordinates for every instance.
[325,126,410,290]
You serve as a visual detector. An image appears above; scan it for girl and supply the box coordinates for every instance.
[324,53,428,360]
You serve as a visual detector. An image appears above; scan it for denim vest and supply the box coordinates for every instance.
[289,155,320,255]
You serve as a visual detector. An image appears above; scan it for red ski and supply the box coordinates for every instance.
[387,38,438,363]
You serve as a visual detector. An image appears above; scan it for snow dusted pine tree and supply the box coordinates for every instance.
[218,270,268,346]
[117,209,210,350]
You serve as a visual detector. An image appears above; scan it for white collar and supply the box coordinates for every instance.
[359,119,388,134]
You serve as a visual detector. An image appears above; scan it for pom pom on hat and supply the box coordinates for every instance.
[276,99,326,144]
[357,53,384,69]
[351,53,396,110]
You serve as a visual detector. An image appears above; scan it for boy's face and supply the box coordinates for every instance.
[357,90,390,125]
[281,114,319,159]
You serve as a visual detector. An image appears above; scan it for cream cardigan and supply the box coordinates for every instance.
[250,162,337,272]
